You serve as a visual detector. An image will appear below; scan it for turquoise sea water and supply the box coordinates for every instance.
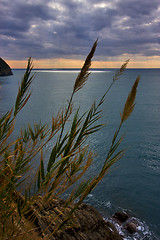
[0,68,160,239]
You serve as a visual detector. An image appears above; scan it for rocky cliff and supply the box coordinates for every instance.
[0,57,13,76]
[23,197,123,240]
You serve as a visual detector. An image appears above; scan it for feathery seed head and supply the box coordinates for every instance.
[73,39,98,93]
[113,59,130,82]
[120,75,140,123]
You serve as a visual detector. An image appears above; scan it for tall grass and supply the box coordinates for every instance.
[0,41,139,239]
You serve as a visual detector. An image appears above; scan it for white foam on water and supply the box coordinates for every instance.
[104,201,112,209]
[106,216,157,240]
[87,194,93,198]
[85,195,159,239]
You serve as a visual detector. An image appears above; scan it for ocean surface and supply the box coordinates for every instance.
[0,68,160,239]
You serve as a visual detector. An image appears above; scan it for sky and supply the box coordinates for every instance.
[0,0,160,68]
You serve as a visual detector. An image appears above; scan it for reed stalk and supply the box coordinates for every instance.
[0,41,139,239]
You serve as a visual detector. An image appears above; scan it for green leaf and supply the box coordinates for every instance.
[37,171,41,190]
[41,159,45,181]
[47,145,57,172]
[28,125,35,141]
[73,180,91,199]
[14,57,34,117]
[24,189,28,205]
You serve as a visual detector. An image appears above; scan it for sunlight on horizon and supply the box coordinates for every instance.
[6,57,160,69]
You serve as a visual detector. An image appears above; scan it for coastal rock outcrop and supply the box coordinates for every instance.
[112,211,139,235]
[112,212,129,223]
[124,222,138,234]
[0,57,13,76]
[24,197,123,240]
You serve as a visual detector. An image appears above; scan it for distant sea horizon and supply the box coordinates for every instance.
[12,67,160,70]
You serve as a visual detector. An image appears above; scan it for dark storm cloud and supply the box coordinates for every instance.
[0,0,160,60]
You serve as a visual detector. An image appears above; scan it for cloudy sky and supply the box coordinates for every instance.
[0,0,160,68]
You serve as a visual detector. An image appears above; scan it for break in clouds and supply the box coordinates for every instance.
[0,0,160,60]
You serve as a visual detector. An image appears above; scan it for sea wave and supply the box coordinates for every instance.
[107,217,157,240]
[85,194,158,240]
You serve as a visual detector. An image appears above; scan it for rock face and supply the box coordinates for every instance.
[25,197,123,240]
[112,211,139,235]
[112,212,129,223]
[0,57,13,76]
[124,222,137,234]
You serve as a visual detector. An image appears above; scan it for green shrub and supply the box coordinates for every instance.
[0,40,140,239]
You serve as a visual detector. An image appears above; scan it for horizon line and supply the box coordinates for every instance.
[12,67,160,69]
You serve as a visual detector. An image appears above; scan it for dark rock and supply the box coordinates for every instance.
[24,197,123,240]
[0,57,13,76]
[111,210,139,235]
[124,222,137,234]
[112,211,129,223]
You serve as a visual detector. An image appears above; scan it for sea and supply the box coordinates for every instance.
[0,68,160,239]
